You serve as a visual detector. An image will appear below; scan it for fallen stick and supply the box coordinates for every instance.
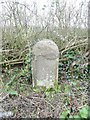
[61,42,88,55]
[0,59,24,65]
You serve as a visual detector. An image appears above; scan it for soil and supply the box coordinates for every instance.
[0,79,88,118]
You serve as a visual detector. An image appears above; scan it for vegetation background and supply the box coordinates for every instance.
[0,0,89,119]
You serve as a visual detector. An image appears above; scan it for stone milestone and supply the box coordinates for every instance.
[32,39,59,88]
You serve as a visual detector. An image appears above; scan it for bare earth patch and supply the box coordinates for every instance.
[0,79,88,118]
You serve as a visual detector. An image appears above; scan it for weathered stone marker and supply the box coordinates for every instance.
[32,39,59,88]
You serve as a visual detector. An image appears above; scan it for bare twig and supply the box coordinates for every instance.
[0,59,24,65]
[0,94,9,102]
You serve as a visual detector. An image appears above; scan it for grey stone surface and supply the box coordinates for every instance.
[0,111,13,118]
[0,106,13,118]
[32,39,59,88]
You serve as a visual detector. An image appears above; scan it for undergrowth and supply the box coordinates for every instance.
[1,48,89,119]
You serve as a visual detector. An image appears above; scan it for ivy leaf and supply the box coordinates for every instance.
[69,115,74,118]
[60,110,70,118]
[79,107,88,118]
[73,115,81,119]
[8,90,18,96]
